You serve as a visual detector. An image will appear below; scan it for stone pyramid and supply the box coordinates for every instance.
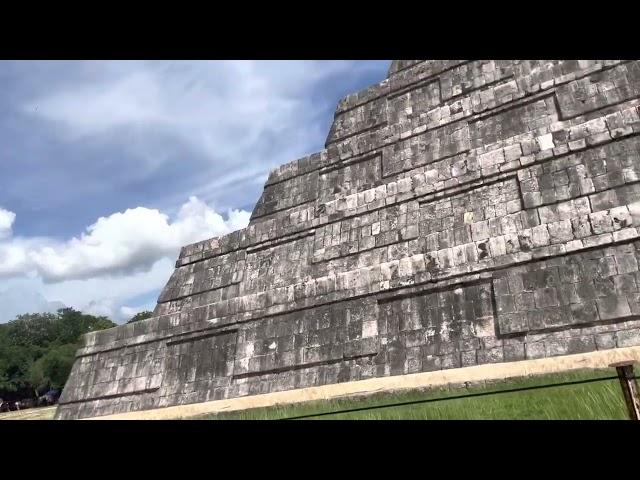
[56,60,640,419]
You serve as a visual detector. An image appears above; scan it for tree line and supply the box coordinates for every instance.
[0,308,153,401]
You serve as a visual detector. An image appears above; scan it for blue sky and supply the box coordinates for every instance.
[0,60,390,323]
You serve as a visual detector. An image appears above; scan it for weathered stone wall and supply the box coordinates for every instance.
[56,60,640,419]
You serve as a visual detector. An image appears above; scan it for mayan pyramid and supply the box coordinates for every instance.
[56,60,640,419]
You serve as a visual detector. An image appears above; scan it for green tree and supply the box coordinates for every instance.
[54,307,115,344]
[26,356,46,396]
[6,312,58,347]
[27,344,78,394]
[127,310,154,323]
[0,356,11,393]
[0,343,39,397]
[0,308,117,400]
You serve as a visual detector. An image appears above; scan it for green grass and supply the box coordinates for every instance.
[195,367,637,420]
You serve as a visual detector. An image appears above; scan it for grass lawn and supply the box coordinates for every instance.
[195,367,636,420]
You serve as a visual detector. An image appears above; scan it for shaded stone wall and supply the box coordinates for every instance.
[56,60,640,419]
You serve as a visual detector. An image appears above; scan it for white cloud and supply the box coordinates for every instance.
[119,303,156,321]
[0,198,249,322]
[25,61,326,152]
[3,196,249,283]
[83,298,121,320]
[39,257,175,309]
[0,283,65,323]
[0,210,43,279]
[0,207,16,239]
[28,71,164,137]
[0,241,30,276]
[0,266,166,324]
[36,257,174,324]
[84,298,157,323]
[23,61,388,209]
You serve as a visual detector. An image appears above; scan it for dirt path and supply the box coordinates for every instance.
[0,406,56,420]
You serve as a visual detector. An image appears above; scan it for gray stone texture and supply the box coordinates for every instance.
[56,60,640,419]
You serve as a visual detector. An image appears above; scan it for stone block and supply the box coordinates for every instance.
[596,295,632,320]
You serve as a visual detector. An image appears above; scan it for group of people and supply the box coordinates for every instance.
[0,390,61,413]
[0,398,16,412]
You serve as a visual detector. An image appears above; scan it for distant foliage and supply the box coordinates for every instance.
[0,308,116,400]
[127,311,154,323]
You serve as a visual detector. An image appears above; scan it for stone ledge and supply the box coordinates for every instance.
[83,346,640,420]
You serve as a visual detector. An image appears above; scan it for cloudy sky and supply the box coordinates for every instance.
[0,60,390,323]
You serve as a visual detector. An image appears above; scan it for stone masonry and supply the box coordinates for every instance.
[56,60,640,419]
